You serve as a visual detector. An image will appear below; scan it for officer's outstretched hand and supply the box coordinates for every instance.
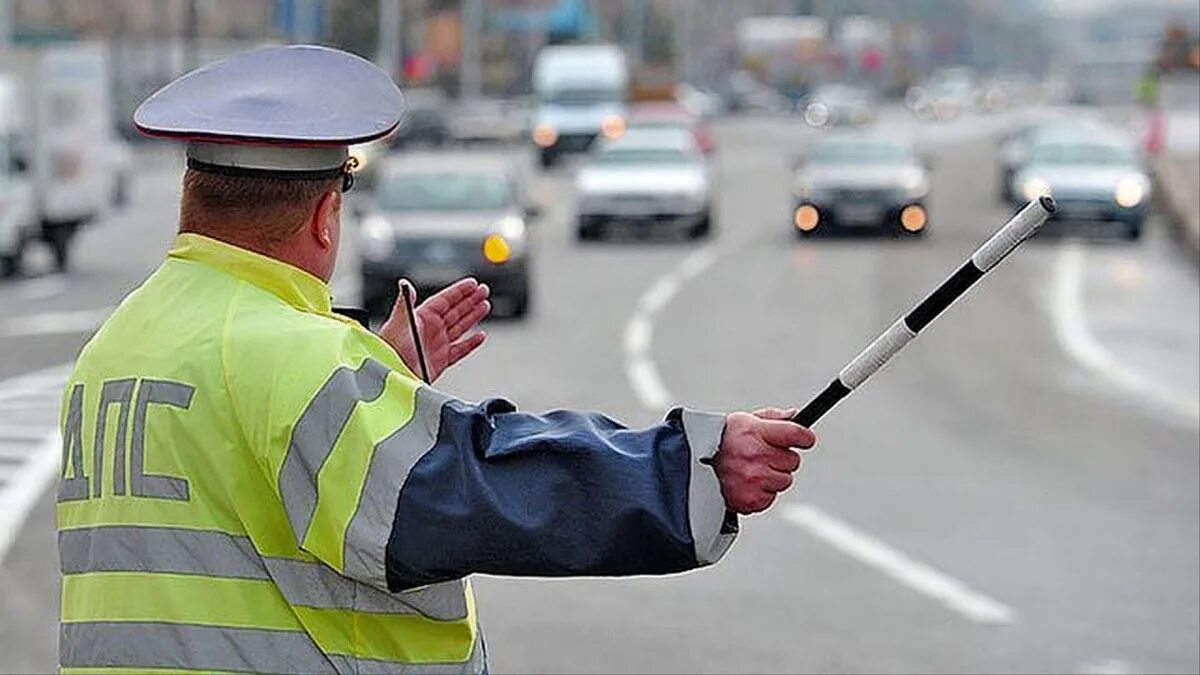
[714,408,816,514]
[379,279,491,383]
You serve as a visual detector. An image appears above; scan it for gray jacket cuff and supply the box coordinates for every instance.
[680,408,738,566]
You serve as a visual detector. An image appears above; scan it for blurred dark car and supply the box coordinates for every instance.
[792,135,931,238]
[1010,131,1150,240]
[801,84,876,128]
[358,152,537,318]
[390,88,450,148]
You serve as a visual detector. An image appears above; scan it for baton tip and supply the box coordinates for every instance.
[1039,195,1057,214]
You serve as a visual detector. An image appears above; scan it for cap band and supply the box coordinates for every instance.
[186,141,349,173]
[186,157,346,181]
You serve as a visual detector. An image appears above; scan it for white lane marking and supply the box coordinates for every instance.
[782,504,1017,625]
[623,246,724,412]
[0,308,113,338]
[0,364,71,566]
[0,432,59,566]
[1076,659,1133,675]
[1051,241,1200,426]
[16,277,66,301]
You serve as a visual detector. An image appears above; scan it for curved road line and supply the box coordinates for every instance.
[1051,240,1200,427]
[622,246,722,412]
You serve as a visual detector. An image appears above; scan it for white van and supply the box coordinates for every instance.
[530,44,628,168]
[0,42,127,275]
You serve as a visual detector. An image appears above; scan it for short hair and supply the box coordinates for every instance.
[179,169,338,249]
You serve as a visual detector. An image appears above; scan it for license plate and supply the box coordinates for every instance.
[1064,203,1108,219]
[839,204,883,226]
[410,265,466,287]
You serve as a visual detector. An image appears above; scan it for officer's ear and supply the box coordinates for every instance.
[311,189,341,249]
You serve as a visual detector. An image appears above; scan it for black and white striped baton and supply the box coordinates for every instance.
[792,196,1056,427]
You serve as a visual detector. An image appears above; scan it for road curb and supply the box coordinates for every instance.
[1153,154,1200,261]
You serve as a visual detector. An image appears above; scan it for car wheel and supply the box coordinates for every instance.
[539,149,557,169]
[1,254,18,278]
[510,292,530,318]
[577,217,601,242]
[1,237,24,278]
[44,223,74,273]
[689,212,713,240]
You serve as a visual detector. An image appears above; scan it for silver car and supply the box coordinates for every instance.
[358,151,538,318]
[574,127,713,241]
[1010,131,1150,240]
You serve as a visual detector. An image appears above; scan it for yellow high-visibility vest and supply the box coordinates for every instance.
[58,233,482,674]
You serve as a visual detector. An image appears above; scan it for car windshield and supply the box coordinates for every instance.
[543,87,622,106]
[377,172,511,211]
[1030,142,1135,166]
[594,146,693,165]
[809,141,910,164]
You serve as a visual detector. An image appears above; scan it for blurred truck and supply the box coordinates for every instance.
[529,43,628,168]
[0,42,127,275]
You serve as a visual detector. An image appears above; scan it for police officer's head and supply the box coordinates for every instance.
[178,169,344,280]
[134,45,404,281]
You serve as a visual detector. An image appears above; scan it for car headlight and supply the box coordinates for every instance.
[1114,175,1148,208]
[483,216,527,264]
[903,171,929,200]
[804,103,829,127]
[1022,176,1051,202]
[600,114,626,140]
[532,123,558,147]
[360,215,395,261]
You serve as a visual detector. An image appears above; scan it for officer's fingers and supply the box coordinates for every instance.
[765,446,802,473]
[752,407,799,421]
[759,469,794,494]
[448,331,487,365]
[421,278,477,316]
[448,300,491,339]
[756,419,817,450]
[442,284,490,328]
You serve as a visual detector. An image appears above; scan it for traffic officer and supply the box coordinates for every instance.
[57,45,816,674]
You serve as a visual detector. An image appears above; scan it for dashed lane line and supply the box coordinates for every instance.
[622,246,721,413]
[783,504,1017,625]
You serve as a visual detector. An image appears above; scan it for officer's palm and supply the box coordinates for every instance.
[379,279,491,383]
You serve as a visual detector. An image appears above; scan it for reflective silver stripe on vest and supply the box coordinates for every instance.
[342,385,453,590]
[330,636,486,675]
[59,526,467,621]
[60,525,265,580]
[61,621,486,675]
[61,621,338,673]
[279,358,392,544]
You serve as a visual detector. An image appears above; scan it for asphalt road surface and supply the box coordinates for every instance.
[0,108,1196,674]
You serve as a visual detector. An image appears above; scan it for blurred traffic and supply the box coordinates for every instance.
[1,0,1199,673]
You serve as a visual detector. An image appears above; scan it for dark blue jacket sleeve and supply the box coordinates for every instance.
[383,397,736,591]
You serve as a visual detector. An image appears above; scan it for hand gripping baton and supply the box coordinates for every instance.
[792,196,1056,428]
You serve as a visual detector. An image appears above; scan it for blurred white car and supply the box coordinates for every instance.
[574,127,713,241]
